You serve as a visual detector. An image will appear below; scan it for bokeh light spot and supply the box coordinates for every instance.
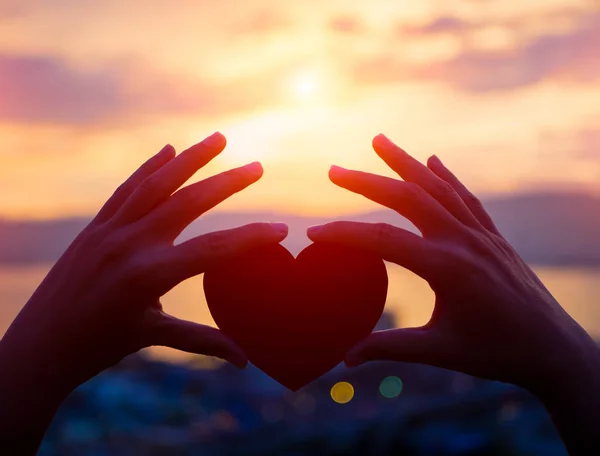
[330,381,354,404]
[293,393,316,416]
[379,376,403,398]
[211,410,238,431]
[261,402,284,423]
[498,400,520,423]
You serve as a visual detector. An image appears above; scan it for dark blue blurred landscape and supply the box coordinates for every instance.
[38,314,568,456]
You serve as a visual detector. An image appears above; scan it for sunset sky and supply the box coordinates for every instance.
[1,0,599,219]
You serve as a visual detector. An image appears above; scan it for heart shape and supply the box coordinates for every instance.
[204,242,388,390]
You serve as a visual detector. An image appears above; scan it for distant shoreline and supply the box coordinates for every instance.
[2,192,600,266]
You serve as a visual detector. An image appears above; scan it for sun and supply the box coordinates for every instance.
[296,78,315,97]
[291,71,318,100]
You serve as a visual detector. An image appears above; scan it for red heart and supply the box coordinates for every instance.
[203,242,388,391]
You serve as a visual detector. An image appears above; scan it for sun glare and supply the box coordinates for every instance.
[296,78,315,97]
[291,71,319,100]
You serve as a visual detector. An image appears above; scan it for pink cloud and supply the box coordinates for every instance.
[0,55,124,124]
[0,54,290,127]
[354,11,600,92]
[400,16,472,36]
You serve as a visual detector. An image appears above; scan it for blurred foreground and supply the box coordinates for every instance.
[38,316,567,456]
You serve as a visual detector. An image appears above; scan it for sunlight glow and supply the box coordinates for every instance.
[296,78,315,97]
[2,1,599,220]
[290,71,320,101]
[218,110,298,162]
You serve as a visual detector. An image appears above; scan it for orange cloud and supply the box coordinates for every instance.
[232,8,291,35]
[329,15,364,34]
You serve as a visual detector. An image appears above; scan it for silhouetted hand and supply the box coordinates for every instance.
[0,132,287,452]
[308,134,600,455]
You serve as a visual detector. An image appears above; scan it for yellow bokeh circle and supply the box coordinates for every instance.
[330,381,354,404]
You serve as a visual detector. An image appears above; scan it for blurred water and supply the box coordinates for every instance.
[2,263,599,363]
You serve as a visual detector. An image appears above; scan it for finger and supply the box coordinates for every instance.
[372,135,482,230]
[148,162,264,239]
[93,144,176,224]
[113,132,227,225]
[149,314,247,368]
[307,221,441,280]
[159,223,288,287]
[328,166,465,238]
[427,155,501,235]
[345,328,445,368]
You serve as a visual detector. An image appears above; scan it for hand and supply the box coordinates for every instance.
[1,132,288,395]
[307,134,599,391]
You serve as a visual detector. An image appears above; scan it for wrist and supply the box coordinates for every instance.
[0,338,74,452]
[522,327,600,456]
[0,311,81,404]
[522,323,600,400]
[0,335,75,404]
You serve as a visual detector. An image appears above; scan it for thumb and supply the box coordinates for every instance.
[345,328,443,368]
[149,314,248,368]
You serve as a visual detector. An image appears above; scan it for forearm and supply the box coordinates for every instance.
[0,369,67,454]
[0,324,75,454]
[526,333,600,455]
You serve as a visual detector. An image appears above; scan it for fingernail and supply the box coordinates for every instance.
[203,131,225,147]
[373,134,395,150]
[244,161,263,178]
[329,165,347,176]
[158,144,175,158]
[430,155,442,166]
[307,225,324,237]
[271,222,288,236]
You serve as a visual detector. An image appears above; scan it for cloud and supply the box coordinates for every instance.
[350,54,413,85]
[401,16,472,36]
[0,53,291,127]
[354,11,600,92]
[0,55,125,124]
[437,17,599,91]
[542,126,600,161]
[534,122,600,180]
[229,8,290,36]
[575,128,600,160]
[329,15,364,34]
